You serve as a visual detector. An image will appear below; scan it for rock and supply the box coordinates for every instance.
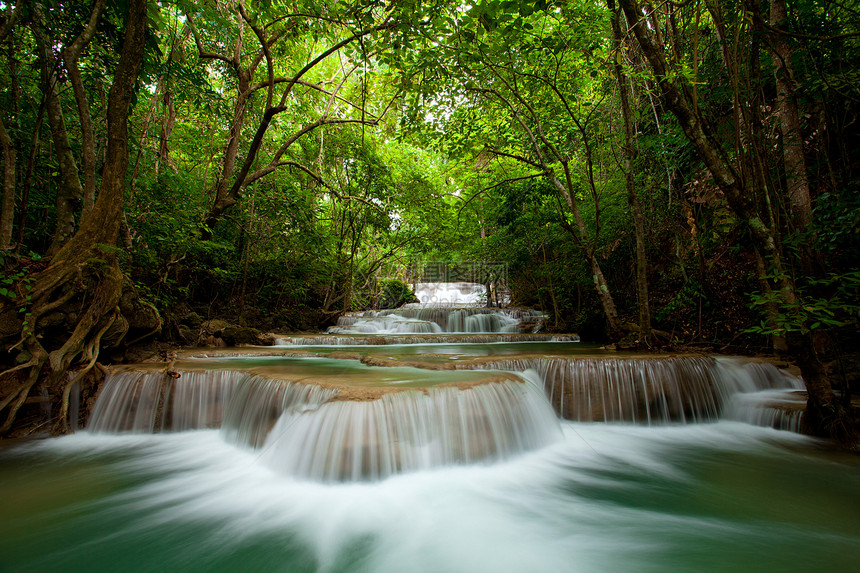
[202,319,231,333]
[220,324,262,346]
[257,332,280,346]
[38,312,66,329]
[119,279,161,333]
[182,311,202,329]
[200,335,227,348]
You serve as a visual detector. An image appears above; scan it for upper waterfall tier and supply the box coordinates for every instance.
[328,306,545,335]
[275,333,578,345]
[413,282,487,304]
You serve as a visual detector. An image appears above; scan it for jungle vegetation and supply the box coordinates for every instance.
[0,0,858,443]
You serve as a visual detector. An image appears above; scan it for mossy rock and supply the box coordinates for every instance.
[202,319,231,333]
[220,324,262,346]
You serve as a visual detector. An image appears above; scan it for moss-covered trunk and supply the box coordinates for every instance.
[0,0,149,436]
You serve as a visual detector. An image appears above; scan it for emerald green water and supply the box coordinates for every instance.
[179,355,506,387]
[1,423,858,573]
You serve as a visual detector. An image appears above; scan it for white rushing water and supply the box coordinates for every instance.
[2,421,859,573]
[413,282,486,304]
[327,307,544,335]
[4,348,856,572]
[86,356,808,483]
[258,375,561,482]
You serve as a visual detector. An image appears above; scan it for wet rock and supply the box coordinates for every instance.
[202,319,231,333]
[220,325,262,346]
[119,279,161,333]
[181,311,202,330]
[257,332,280,346]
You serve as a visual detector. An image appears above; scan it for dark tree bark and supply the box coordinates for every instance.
[617,0,855,446]
[608,0,652,346]
[31,0,106,254]
[0,0,149,435]
[0,118,14,250]
[768,0,813,229]
[0,8,18,250]
[31,7,85,256]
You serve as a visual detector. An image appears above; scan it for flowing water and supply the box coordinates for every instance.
[1,304,858,572]
[2,423,859,573]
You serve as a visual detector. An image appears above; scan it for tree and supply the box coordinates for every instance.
[182,0,398,236]
[0,0,150,434]
[617,0,855,444]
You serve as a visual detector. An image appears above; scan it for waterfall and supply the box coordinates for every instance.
[723,389,806,431]
[257,374,561,482]
[414,282,486,304]
[220,375,339,448]
[86,352,807,483]
[452,356,804,424]
[326,307,546,335]
[88,366,560,482]
[276,334,579,345]
[88,370,247,433]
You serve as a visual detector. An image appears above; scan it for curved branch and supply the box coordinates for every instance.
[186,14,237,66]
[251,78,378,116]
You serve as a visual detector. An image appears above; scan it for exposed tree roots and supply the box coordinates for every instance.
[0,252,127,436]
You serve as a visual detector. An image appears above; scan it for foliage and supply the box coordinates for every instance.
[0,0,856,346]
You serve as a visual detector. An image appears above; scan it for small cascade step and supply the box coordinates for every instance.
[88,370,247,433]
[328,306,546,335]
[724,389,806,431]
[258,376,561,482]
[448,355,804,424]
[276,333,578,345]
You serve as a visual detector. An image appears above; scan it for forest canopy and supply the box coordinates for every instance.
[0,0,858,441]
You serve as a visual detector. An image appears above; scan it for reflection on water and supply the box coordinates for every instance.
[1,423,859,573]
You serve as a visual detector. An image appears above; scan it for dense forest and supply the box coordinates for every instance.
[0,0,858,444]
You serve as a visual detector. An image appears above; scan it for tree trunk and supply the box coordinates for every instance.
[1,0,149,435]
[31,6,86,257]
[609,0,651,345]
[769,0,813,229]
[0,118,14,250]
[617,0,854,446]
[61,0,107,224]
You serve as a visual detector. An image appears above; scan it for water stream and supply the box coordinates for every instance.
[1,304,856,572]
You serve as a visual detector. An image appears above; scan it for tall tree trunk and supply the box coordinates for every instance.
[0,118,14,250]
[769,0,813,229]
[62,0,107,224]
[1,0,149,435]
[609,0,651,345]
[16,101,46,247]
[617,0,854,445]
[32,17,85,256]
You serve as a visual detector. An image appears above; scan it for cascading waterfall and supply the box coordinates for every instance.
[258,375,561,482]
[723,389,806,431]
[414,282,486,304]
[220,375,339,448]
[87,365,561,481]
[88,370,247,433]
[327,306,545,335]
[451,356,804,424]
[276,333,578,345]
